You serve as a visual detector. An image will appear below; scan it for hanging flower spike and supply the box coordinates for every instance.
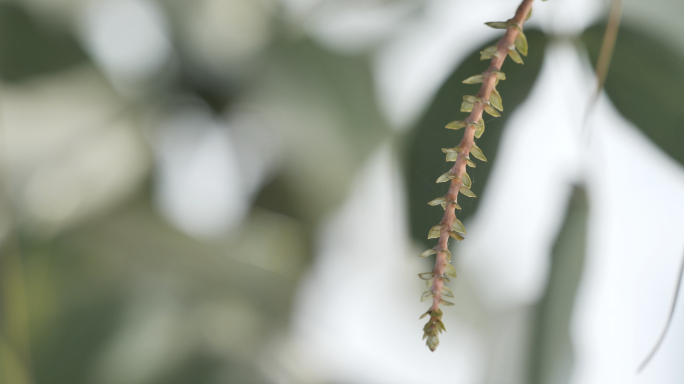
[418,0,538,351]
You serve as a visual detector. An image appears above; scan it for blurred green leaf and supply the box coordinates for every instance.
[404,30,546,246]
[529,186,588,384]
[22,197,303,384]
[252,39,390,223]
[0,4,87,82]
[583,24,684,166]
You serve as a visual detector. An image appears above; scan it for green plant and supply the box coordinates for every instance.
[418,0,537,352]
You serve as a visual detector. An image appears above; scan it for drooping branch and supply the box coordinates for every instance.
[418,0,536,352]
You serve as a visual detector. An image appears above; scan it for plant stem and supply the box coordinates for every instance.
[429,0,535,313]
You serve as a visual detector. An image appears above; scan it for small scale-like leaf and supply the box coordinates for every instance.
[466,159,476,168]
[445,151,459,162]
[449,231,464,241]
[444,263,457,278]
[485,21,509,29]
[462,172,472,189]
[441,147,462,154]
[441,286,455,298]
[474,118,485,139]
[492,70,506,80]
[484,104,501,117]
[515,32,528,57]
[418,272,435,280]
[452,219,466,234]
[436,172,451,183]
[420,249,437,258]
[445,120,466,130]
[490,89,503,111]
[428,197,446,206]
[484,45,499,54]
[462,74,483,84]
[450,201,462,210]
[425,279,433,288]
[420,311,430,319]
[421,291,436,302]
[461,101,474,112]
[441,276,451,283]
[470,144,487,162]
[459,187,477,198]
[463,95,481,103]
[428,225,443,238]
[526,7,533,20]
[440,299,455,306]
[508,48,524,64]
[480,52,493,61]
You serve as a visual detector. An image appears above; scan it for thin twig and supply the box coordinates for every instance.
[581,0,622,140]
[427,0,535,327]
[637,244,684,373]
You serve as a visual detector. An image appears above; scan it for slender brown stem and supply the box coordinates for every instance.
[582,0,622,139]
[637,243,684,373]
[428,0,535,314]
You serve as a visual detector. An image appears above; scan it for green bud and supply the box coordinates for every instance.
[421,291,436,302]
[462,75,484,84]
[436,172,452,183]
[427,335,439,351]
[445,120,467,130]
[420,249,437,258]
[437,320,446,333]
[449,231,464,241]
[508,48,524,64]
[490,89,503,111]
[445,151,459,162]
[463,95,481,103]
[451,219,466,234]
[440,298,455,306]
[459,187,477,198]
[470,144,487,162]
[484,104,501,117]
[475,118,485,139]
[462,172,472,189]
[428,225,443,238]
[515,32,528,57]
[485,21,509,29]
[428,197,446,206]
[444,262,457,278]
[442,147,462,154]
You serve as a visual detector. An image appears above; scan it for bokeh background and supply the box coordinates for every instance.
[1,0,684,383]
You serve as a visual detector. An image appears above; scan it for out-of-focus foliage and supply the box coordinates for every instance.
[529,187,588,384]
[253,39,390,223]
[583,24,684,166]
[0,3,86,82]
[23,195,308,384]
[405,30,547,246]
